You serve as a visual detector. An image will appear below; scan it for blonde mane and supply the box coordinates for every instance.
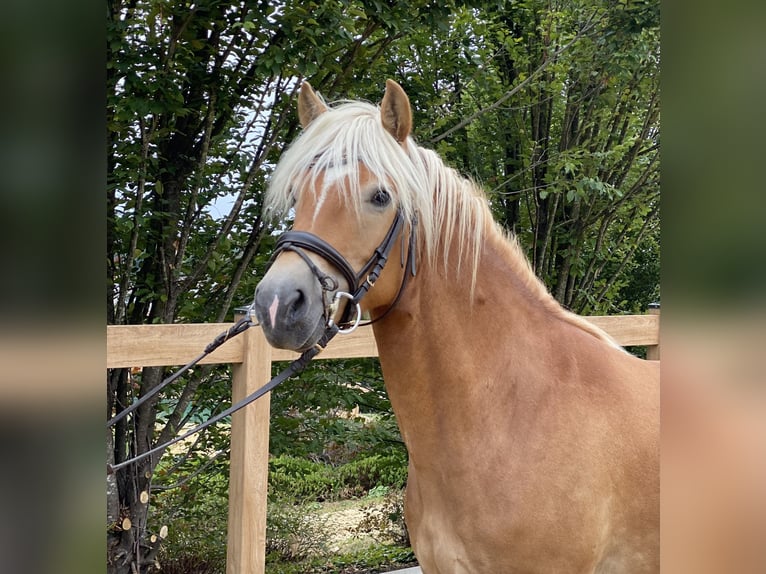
[266,99,487,279]
[267,97,620,349]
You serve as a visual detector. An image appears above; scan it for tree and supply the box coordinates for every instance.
[386,0,660,313]
[106,1,459,571]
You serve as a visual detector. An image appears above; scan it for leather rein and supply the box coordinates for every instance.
[107,210,416,473]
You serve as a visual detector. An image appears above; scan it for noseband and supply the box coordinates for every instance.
[271,209,416,331]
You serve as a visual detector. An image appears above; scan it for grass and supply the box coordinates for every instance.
[266,543,417,574]
[266,491,413,573]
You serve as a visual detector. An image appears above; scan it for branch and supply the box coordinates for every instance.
[175,89,217,271]
[612,89,660,190]
[150,449,228,492]
[576,207,622,303]
[177,77,293,297]
[115,114,156,325]
[429,12,601,145]
[587,154,658,227]
[152,364,214,453]
[216,220,268,322]
[592,204,659,307]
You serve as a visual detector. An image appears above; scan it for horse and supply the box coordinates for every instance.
[254,80,659,573]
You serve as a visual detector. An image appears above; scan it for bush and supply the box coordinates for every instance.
[158,554,223,574]
[150,476,229,574]
[266,499,329,562]
[268,358,400,461]
[268,452,408,502]
[354,490,410,547]
[336,454,408,494]
[148,449,408,572]
[265,543,417,574]
[318,544,417,573]
[268,456,341,501]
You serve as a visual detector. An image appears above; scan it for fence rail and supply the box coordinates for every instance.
[106,313,659,574]
[107,313,659,368]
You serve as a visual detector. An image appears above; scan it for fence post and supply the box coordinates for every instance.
[646,303,660,360]
[227,310,272,574]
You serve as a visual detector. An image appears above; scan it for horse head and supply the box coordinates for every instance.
[254,80,416,351]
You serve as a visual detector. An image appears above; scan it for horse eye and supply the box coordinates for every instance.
[370,188,391,207]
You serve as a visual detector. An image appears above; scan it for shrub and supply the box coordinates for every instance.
[266,499,329,562]
[151,483,228,574]
[268,456,340,501]
[268,452,408,502]
[354,489,410,547]
[158,554,223,574]
[335,453,408,494]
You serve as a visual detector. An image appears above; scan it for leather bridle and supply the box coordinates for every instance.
[270,209,417,333]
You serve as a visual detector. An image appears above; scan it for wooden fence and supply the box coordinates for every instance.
[107,312,659,574]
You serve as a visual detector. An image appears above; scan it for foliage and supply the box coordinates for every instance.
[149,471,229,573]
[266,499,330,563]
[266,544,416,574]
[148,449,410,572]
[269,357,404,461]
[354,489,409,547]
[388,0,660,313]
[268,452,408,503]
[319,544,417,573]
[336,454,408,495]
[157,555,223,574]
[268,456,339,502]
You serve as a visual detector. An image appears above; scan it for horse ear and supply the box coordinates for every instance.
[380,79,412,144]
[298,81,328,128]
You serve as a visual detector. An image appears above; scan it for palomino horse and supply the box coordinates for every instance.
[254,80,659,573]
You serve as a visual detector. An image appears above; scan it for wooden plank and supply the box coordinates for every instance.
[226,328,272,574]
[270,324,379,362]
[106,314,659,368]
[586,314,660,347]
[105,322,378,366]
[107,323,244,368]
[645,306,661,360]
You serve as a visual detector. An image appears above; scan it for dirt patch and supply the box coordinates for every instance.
[316,499,387,552]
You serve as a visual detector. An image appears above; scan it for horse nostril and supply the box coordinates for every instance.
[285,288,306,321]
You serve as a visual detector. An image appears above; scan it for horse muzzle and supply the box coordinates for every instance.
[254,259,333,351]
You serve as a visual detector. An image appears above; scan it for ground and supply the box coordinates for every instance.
[319,498,385,553]
[265,494,416,573]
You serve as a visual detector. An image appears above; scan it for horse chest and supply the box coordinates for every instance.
[406,481,605,574]
[402,438,626,573]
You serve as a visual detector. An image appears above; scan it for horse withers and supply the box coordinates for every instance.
[254,80,659,573]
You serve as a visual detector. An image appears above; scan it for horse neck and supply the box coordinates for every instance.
[371,227,555,432]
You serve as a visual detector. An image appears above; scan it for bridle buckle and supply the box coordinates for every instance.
[327,291,362,334]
